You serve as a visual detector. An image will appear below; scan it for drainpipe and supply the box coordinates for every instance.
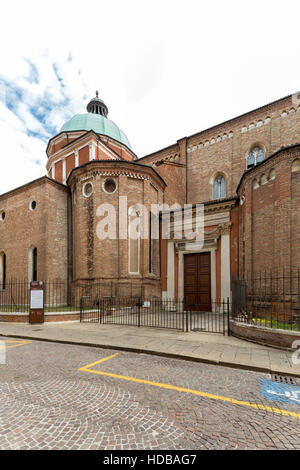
[67,191,73,305]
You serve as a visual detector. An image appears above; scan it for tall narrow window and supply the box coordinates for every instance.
[149,211,159,275]
[247,146,265,169]
[29,246,38,282]
[149,213,157,274]
[0,252,6,290]
[128,208,141,274]
[33,247,37,282]
[213,175,226,199]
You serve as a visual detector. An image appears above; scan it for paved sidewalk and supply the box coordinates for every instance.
[0,321,300,377]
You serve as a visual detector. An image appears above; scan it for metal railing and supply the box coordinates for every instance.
[0,280,144,314]
[80,297,230,334]
[189,299,230,334]
[0,280,30,313]
[232,269,300,331]
[0,280,80,314]
[0,279,230,334]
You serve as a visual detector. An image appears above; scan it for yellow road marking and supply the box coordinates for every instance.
[2,340,31,343]
[79,353,120,371]
[79,353,300,420]
[0,340,32,349]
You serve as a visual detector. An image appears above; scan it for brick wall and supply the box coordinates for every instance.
[69,161,165,297]
[238,145,300,276]
[66,153,75,181]
[79,145,89,166]
[139,143,187,206]
[230,321,300,350]
[0,178,69,281]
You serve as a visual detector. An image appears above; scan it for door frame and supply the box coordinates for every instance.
[178,247,217,308]
[183,252,212,311]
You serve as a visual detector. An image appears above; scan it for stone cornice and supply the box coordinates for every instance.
[161,198,237,218]
[67,160,167,191]
[169,221,232,244]
[204,199,237,214]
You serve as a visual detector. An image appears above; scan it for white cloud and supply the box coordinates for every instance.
[0,50,88,192]
[0,120,46,194]
[16,103,48,136]
[0,103,25,132]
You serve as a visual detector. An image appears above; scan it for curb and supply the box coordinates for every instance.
[1,331,299,378]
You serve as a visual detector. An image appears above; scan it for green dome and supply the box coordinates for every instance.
[60,113,131,149]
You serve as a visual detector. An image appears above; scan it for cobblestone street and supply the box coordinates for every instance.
[0,337,300,450]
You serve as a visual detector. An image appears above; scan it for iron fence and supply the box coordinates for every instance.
[0,280,30,313]
[80,296,229,334]
[0,280,145,314]
[0,279,229,334]
[232,268,300,331]
[80,297,186,331]
[189,299,230,334]
[0,280,79,313]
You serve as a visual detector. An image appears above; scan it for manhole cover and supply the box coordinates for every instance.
[271,374,296,385]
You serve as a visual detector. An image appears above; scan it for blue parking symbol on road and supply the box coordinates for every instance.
[259,379,300,406]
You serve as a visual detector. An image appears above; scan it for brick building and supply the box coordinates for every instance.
[0,91,300,314]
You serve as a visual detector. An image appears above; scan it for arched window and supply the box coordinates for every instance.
[28,247,38,282]
[213,175,226,199]
[247,146,265,169]
[0,252,6,290]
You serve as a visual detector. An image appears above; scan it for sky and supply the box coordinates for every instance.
[0,0,299,193]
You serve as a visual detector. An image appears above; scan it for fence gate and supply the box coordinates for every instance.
[186,299,229,335]
[80,296,229,334]
[80,297,186,331]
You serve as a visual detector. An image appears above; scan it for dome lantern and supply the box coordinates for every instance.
[86,91,108,118]
[59,92,132,149]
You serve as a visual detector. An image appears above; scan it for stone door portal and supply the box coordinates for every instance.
[184,252,211,311]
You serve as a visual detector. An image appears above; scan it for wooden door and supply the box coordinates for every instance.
[184,253,211,311]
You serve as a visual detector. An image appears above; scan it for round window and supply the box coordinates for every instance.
[103,178,117,194]
[1,211,5,221]
[30,200,37,211]
[83,182,93,198]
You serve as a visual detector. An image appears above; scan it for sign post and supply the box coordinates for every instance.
[29,281,45,324]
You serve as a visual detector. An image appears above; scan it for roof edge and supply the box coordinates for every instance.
[141,93,294,160]
[46,129,138,160]
[0,176,69,200]
[138,142,179,161]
